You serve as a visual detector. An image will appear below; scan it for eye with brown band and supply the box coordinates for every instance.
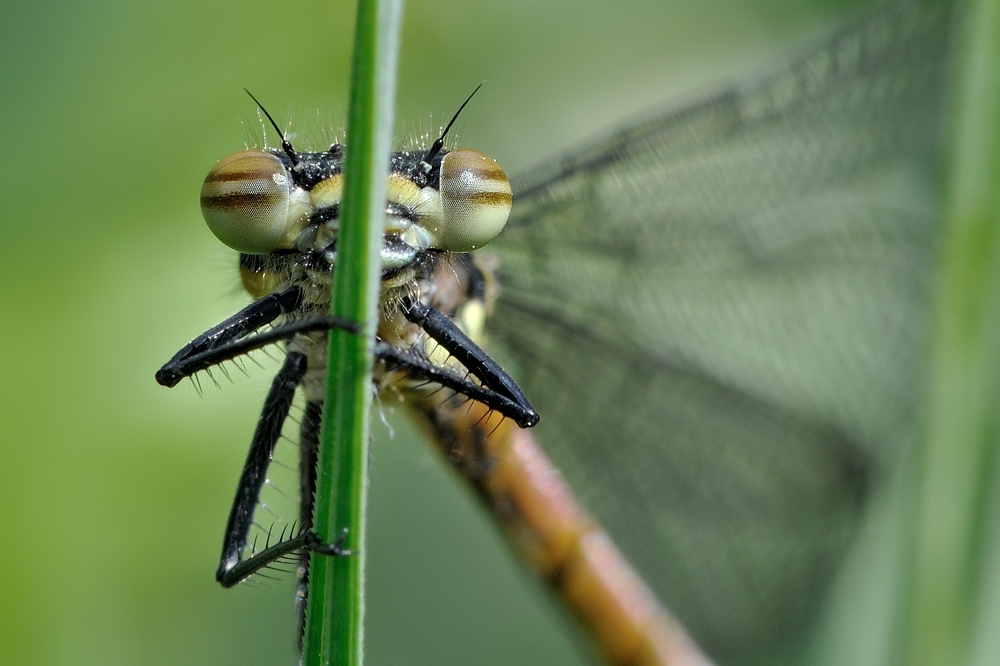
[200,150,310,254]
[435,149,512,252]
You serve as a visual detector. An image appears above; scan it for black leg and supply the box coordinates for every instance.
[376,342,538,428]
[299,400,322,532]
[218,529,350,590]
[157,315,359,387]
[215,360,347,589]
[401,300,538,427]
[155,287,302,386]
[216,351,306,587]
[295,400,323,641]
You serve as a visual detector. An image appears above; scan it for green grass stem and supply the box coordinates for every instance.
[301,0,403,664]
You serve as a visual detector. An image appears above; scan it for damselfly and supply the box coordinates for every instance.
[157,0,959,663]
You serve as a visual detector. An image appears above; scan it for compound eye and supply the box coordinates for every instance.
[437,149,512,252]
[200,150,307,254]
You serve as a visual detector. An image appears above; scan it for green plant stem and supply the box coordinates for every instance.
[899,1,1000,664]
[301,0,402,664]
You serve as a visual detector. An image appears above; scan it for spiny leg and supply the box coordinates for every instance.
[216,351,306,586]
[156,287,303,387]
[402,300,537,427]
[216,353,345,587]
[295,400,323,631]
[158,316,358,387]
[376,340,537,428]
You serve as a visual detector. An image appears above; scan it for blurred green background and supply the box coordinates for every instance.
[2,1,995,665]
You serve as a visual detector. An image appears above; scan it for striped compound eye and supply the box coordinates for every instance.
[436,149,513,252]
[200,150,310,254]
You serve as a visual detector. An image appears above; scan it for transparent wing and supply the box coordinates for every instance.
[486,0,956,659]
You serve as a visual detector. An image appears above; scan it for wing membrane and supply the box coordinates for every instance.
[487,0,956,659]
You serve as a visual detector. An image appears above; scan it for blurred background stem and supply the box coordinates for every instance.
[898,0,1000,664]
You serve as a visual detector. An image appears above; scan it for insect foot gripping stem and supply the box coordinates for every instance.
[216,528,352,589]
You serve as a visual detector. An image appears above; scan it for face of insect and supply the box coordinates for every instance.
[197,143,516,411]
[199,146,512,268]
